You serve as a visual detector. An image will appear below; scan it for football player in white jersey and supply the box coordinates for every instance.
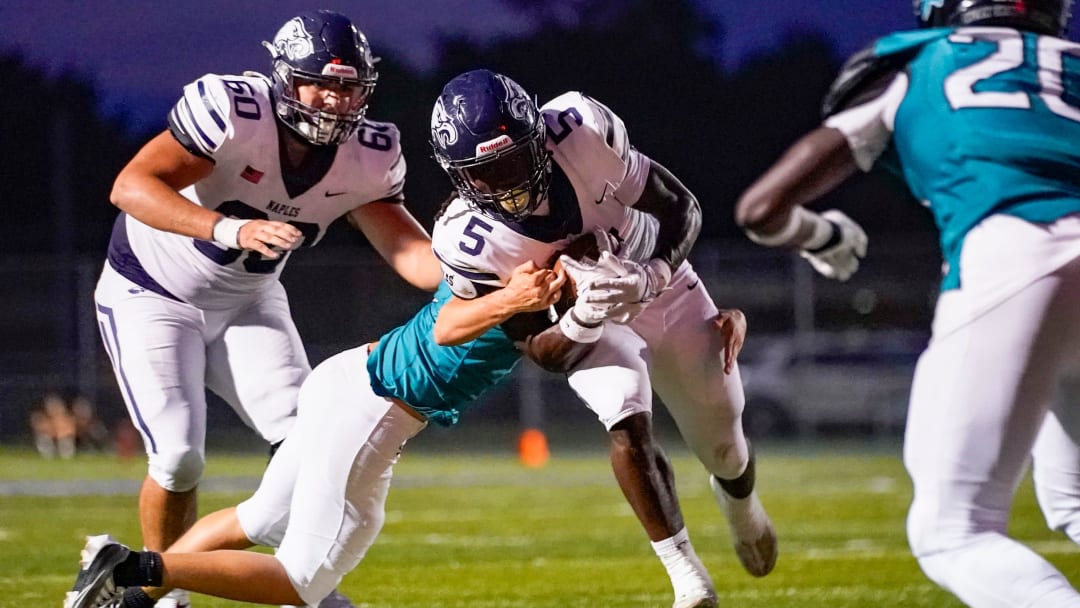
[427,69,778,608]
[736,1,1080,605]
[92,11,440,607]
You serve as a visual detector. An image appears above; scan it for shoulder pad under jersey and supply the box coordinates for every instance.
[347,118,407,202]
[542,91,634,164]
[542,91,647,204]
[822,29,950,118]
[431,199,504,299]
[169,73,271,158]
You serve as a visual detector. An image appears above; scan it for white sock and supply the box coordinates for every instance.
[651,528,713,593]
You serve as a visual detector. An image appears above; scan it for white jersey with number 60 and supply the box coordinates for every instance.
[112,72,405,310]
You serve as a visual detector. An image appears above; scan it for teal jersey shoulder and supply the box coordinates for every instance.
[367,282,522,426]
[871,28,1080,289]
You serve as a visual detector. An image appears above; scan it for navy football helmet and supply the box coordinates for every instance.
[430,70,551,221]
[263,10,378,145]
[914,0,1073,35]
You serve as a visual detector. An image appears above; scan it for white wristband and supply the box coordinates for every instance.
[798,209,836,251]
[559,310,604,344]
[212,217,251,249]
[745,207,830,249]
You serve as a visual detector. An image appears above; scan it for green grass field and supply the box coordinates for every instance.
[1,443,1077,607]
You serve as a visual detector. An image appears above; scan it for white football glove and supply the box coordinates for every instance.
[799,210,868,282]
[582,252,672,324]
[558,255,617,326]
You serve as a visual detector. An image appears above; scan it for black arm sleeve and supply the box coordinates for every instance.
[632,160,701,269]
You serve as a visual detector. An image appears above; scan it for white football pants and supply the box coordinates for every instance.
[236,346,426,606]
[567,261,750,480]
[95,263,308,491]
[905,216,1080,607]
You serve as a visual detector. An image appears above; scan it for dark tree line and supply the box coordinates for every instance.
[0,0,930,258]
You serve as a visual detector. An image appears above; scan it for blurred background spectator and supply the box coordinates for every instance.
[29,391,77,459]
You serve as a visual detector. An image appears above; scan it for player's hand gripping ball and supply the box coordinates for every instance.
[549,227,613,315]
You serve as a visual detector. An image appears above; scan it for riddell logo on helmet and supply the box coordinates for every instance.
[322,64,358,78]
[477,135,513,156]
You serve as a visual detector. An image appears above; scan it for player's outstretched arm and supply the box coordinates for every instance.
[433,261,566,346]
[735,126,867,281]
[111,130,302,258]
[349,201,443,291]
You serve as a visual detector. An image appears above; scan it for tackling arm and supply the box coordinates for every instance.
[348,201,443,291]
[433,261,566,346]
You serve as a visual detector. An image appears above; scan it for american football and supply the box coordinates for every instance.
[549,229,602,314]
[501,230,604,343]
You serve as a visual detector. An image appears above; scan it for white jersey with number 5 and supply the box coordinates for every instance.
[108,72,406,310]
[430,90,750,492]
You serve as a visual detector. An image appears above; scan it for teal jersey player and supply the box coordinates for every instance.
[368,281,522,426]
[63,260,575,607]
[735,2,1080,606]
[822,25,1080,289]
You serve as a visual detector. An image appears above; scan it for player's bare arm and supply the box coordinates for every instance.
[734,126,867,282]
[433,260,566,345]
[111,130,303,259]
[734,126,857,236]
[348,201,442,291]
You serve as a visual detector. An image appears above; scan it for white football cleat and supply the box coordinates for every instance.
[710,475,778,577]
[667,542,717,608]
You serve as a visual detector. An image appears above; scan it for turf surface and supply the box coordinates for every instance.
[1,444,1076,607]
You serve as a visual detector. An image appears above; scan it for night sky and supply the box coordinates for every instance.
[5,1,1078,134]
[1,0,920,132]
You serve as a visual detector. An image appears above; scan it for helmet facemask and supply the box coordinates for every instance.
[438,119,552,222]
[270,59,376,145]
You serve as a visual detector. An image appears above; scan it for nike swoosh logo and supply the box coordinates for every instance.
[325,190,349,197]
[687,281,699,291]
[593,183,611,205]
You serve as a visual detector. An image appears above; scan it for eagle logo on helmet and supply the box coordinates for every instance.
[496,74,534,123]
[273,17,315,61]
[431,97,459,149]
